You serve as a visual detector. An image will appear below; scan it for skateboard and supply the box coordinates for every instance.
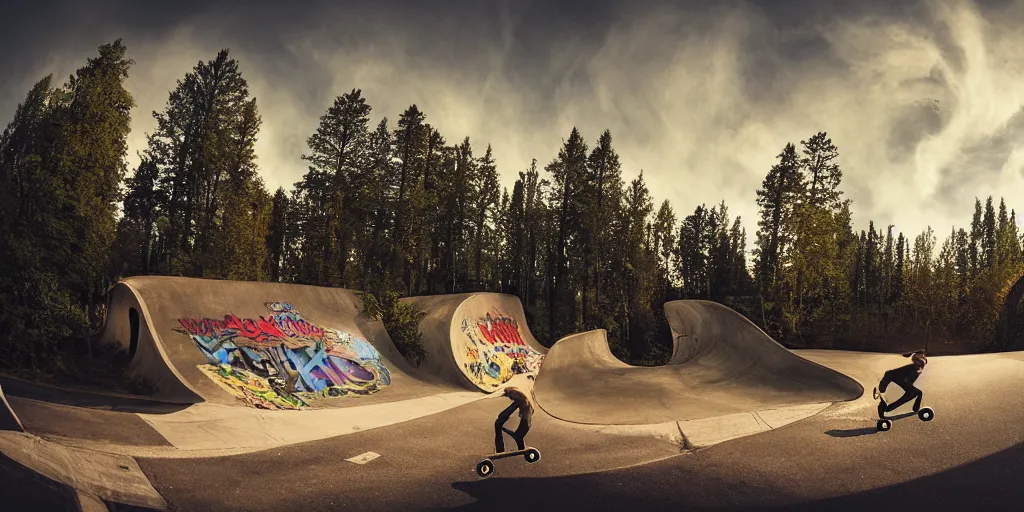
[873,387,934,431]
[475,447,541,478]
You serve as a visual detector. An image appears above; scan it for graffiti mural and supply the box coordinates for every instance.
[175,302,391,409]
[459,311,544,388]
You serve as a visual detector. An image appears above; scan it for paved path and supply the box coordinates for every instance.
[136,350,1024,511]
[3,351,1022,511]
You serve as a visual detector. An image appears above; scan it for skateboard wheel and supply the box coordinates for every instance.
[918,407,934,422]
[476,459,494,478]
[524,448,541,463]
[877,419,892,432]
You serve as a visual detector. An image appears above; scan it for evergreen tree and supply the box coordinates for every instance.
[581,130,624,327]
[297,89,372,287]
[388,105,428,292]
[753,143,803,298]
[266,187,289,282]
[545,128,589,339]
[983,196,996,268]
[970,198,983,274]
[145,49,266,278]
[0,40,135,366]
[120,158,164,274]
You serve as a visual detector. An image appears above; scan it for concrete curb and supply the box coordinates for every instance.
[678,402,832,449]
[0,431,166,510]
[136,391,488,454]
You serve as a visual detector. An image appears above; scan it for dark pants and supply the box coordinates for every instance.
[495,403,531,453]
[879,370,923,413]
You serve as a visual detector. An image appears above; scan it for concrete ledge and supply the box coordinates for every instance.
[0,431,166,510]
[137,391,487,453]
[679,402,831,448]
[0,383,25,432]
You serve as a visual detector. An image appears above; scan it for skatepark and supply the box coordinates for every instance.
[1,276,1022,511]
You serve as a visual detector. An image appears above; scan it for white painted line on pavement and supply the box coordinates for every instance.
[346,451,380,464]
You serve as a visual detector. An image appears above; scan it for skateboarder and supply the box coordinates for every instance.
[874,350,928,418]
[494,386,533,453]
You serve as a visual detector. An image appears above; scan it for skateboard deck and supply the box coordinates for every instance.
[475,447,541,478]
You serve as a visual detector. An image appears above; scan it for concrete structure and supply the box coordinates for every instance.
[99,276,459,407]
[401,293,547,391]
[533,300,863,425]
[0,384,24,432]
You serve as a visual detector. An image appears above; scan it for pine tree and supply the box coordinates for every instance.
[545,128,589,339]
[51,39,136,327]
[983,196,996,268]
[266,187,289,282]
[753,143,804,297]
[970,198,983,274]
[362,118,395,289]
[146,49,263,278]
[581,130,624,327]
[298,89,372,286]
[388,105,428,291]
[472,145,500,288]
[120,158,164,274]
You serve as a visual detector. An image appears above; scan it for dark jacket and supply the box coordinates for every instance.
[887,363,923,386]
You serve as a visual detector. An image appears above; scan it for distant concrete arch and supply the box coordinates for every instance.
[996,274,1024,351]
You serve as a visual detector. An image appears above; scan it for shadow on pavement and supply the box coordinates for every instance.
[448,444,1024,511]
[825,411,916,438]
[0,377,187,414]
[824,427,876,438]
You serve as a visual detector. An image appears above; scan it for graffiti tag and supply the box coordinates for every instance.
[175,303,391,409]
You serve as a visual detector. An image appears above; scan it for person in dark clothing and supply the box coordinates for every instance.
[494,386,533,453]
[874,350,928,418]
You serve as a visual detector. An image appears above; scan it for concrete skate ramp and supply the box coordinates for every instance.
[401,293,546,391]
[99,276,459,407]
[0,384,24,432]
[534,301,862,425]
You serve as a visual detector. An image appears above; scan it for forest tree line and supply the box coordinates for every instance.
[1,41,1022,370]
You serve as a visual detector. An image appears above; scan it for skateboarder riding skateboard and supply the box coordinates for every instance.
[494,386,533,453]
[874,350,928,418]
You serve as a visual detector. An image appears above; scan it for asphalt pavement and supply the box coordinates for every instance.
[137,351,1024,511]
[2,351,1022,511]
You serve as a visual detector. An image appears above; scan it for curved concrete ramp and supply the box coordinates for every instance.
[401,293,546,391]
[99,276,459,408]
[534,303,862,425]
[0,384,24,432]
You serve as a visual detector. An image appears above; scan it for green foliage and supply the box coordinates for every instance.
[137,49,269,279]
[5,38,1023,378]
[359,291,427,366]
[0,39,134,369]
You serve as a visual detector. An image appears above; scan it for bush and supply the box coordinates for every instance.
[359,290,427,367]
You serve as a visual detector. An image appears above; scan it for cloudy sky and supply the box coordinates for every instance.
[2,0,1023,244]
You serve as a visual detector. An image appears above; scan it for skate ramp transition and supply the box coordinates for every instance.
[99,276,459,408]
[533,300,862,425]
[400,293,547,392]
[0,383,24,432]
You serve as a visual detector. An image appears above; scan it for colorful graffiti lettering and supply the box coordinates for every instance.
[460,311,544,388]
[175,303,391,409]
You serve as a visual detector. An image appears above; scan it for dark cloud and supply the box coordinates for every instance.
[2,0,1023,244]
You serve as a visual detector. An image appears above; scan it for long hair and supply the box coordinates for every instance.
[902,350,927,366]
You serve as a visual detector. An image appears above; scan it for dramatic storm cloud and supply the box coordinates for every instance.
[3,0,1023,242]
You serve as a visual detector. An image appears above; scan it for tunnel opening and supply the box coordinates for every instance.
[128,307,140,361]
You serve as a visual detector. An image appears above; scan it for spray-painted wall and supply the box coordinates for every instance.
[174,302,391,409]
[458,310,544,389]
